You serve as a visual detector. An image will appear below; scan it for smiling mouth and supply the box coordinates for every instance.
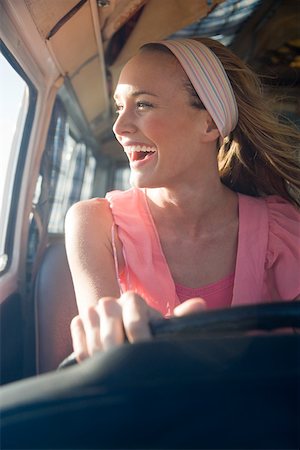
[124,145,156,162]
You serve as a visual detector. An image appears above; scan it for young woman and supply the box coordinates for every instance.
[65,38,300,361]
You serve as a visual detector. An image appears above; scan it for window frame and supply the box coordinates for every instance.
[0,40,37,276]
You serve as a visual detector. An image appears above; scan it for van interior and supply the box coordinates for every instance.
[1,0,299,383]
[0,1,299,448]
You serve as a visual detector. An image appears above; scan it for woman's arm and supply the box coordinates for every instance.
[65,198,121,315]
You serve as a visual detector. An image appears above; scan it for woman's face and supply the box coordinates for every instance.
[113,50,217,188]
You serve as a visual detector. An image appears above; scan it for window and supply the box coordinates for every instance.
[31,96,97,237]
[48,137,96,233]
[113,166,131,191]
[80,150,97,200]
[0,42,36,273]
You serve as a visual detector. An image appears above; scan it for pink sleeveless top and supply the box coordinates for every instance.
[105,188,300,316]
[175,272,234,309]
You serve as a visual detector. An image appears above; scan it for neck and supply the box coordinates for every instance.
[145,180,238,238]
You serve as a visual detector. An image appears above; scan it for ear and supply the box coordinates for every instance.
[202,114,220,142]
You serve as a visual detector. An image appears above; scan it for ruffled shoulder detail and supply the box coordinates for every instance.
[265,196,300,299]
[105,188,178,315]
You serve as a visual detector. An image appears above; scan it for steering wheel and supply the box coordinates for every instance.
[58,301,300,369]
[2,301,299,450]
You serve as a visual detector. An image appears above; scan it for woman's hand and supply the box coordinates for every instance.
[71,292,206,362]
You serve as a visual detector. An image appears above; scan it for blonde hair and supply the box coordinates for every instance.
[196,37,300,207]
[142,38,300,207]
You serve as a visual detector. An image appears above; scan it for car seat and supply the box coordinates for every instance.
[34,241,77,373]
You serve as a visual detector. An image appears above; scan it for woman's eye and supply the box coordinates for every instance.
[114,101,153,114]
[136,101,153,110]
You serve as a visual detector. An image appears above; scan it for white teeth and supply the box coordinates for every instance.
[124,145,156,153]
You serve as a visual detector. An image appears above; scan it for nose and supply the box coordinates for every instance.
[113,109,137,138]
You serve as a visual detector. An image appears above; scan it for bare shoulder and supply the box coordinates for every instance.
[66,197,112,223]
[65,197,116,270]
[65,197,113,238]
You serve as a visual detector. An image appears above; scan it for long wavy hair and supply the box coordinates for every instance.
[141,38,300,207]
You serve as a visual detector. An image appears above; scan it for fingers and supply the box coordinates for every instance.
[119,291,162,343]
[70,315,89,363]
[96,297,124,351]
[71,293,203,364]
[71,297,124,362]
[85,306,102,353]
[70,293,157,362]
[173,297,206,317]
[71,306,103,362]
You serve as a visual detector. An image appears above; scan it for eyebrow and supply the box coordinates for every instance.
[131,90,158,97]
[114,90,159,100]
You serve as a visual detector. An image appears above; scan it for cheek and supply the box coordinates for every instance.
[141,117,167,141]
[145,116,181,142]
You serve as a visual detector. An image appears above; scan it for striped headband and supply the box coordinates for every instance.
[155,39,238,138]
